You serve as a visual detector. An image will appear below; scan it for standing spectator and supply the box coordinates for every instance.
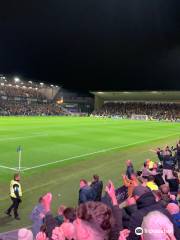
[162,150,175,181]
[78,179,95,205]
[5,173,22,220]
[166,171,179,196]
[125,160,134,179]
[122,174,138,197]
[90,174,103,201]
[30,196,46,238]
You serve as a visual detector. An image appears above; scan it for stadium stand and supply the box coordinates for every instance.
[0,75,94,116]
[92,91,180,120]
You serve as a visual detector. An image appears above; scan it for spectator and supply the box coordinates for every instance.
[90,174,103,201]
[122,174,138,197]
[126,186,180,239]
[78,179,95,205]
[125,160,134,179]
[74,201,113,240]
[30,196,46,238]
[18,228,33,240]
[146,175,158,191]
[167,203,180,228]
[141,211,176,240]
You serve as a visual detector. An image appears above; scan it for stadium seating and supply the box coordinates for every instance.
[93,102,180,120]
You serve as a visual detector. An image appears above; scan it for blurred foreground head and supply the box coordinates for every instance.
[75,201,113,240]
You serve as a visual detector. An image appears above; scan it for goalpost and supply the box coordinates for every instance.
[131,114,149,120]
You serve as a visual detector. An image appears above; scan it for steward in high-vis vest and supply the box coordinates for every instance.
[5,173,22,220]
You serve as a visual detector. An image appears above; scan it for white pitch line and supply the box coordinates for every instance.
[0,133,48,142]
[21,132,179,172]
[0,165,17,171]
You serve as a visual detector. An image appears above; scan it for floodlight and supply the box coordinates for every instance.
[14,77,20,82]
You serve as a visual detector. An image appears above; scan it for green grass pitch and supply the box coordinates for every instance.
[0,116,180,232]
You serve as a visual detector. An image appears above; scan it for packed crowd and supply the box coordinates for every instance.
[0,101,67,116]
[12,140,180,240]
[93,102,180,120]
[0,85,45,99]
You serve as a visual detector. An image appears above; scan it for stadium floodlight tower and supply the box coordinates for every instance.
[14,77,20,83]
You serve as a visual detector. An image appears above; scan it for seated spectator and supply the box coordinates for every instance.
[167,203,180,228]
[141,211,176,240]
[90,174,103,201]
[78,179,95,204]
[18,228,33,240]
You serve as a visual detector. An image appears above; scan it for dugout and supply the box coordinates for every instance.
[91,91,180,111]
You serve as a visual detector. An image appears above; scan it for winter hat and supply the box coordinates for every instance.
[18,228,33,240]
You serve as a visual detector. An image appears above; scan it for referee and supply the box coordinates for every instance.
[5,173,22,220]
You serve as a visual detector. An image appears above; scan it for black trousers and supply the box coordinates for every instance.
[7,197,21,217]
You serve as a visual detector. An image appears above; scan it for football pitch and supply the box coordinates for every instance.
[0,116,180,232]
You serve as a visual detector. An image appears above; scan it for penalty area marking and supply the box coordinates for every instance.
[0,132,179,172]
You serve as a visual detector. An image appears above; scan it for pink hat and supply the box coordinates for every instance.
[42,192,52,213]
[18,228,33,240]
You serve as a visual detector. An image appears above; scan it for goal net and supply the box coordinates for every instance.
[131,114,149,120]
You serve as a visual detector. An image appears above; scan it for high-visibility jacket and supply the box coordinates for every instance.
[10,180,22,198]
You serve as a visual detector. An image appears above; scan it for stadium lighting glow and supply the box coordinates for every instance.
[40,82,44,85]
[98,92,103,94]
[28,81,32,84]
[14,77,20,82]
[55,85,58,88]
[51,85,54,87]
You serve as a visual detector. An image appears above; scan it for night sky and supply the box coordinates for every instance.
[1,1,180,92]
